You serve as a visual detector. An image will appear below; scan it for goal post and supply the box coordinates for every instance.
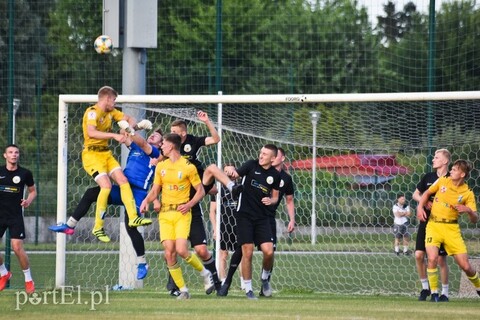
[56,91,480,296]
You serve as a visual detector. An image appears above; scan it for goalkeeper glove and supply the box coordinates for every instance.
[136,119,153,130]
[117,120,135,135]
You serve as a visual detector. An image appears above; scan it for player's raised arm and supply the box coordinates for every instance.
[197,110,220,145]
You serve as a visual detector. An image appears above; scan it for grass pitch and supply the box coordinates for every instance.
[0,289,478,320]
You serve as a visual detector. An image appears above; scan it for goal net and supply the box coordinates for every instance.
[56,92,480,297]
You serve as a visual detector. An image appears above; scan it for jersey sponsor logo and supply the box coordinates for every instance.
[167,184,186,191]
[457,195,463,203]
[250,179,269,194]
[0,185,19,193]
[178,171,183,179]
[12,176,21,184]
[254,171,261,174]
[0,176,5,179]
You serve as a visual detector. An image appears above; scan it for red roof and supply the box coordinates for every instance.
[289,154,409,177]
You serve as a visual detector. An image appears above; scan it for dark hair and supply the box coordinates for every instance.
[163,133,182,150]
[277,147,286,157]
[5,144,19,152]
[154,127,163,136]
[263,144,278,157]
[453,159,472,178]
[397,193,405,200]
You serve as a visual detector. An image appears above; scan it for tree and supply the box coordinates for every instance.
[376,1,417,45]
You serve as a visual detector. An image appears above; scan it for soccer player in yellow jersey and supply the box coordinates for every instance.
[417,159,480,301]
[82,86,152,242]
[140,133,213,299]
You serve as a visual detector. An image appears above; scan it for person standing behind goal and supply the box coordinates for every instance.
[0,144,37,294]
[412,148,450,301]
[392,194,411,256]
[81,86,152,242]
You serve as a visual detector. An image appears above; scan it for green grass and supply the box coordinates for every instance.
[0,289,478,319]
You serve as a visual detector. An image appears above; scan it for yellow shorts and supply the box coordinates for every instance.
[82,149,121,179]
[425,221,467,255]
[159,210,192,242]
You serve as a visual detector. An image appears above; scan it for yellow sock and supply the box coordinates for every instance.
[185,254,204,272]
[94,188,110,230]
[120,183,137,221]
[168,263,185,290]
[467,271,480,289]
[427,268,439,293]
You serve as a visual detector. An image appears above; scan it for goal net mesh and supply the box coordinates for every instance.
[59,96,480,297]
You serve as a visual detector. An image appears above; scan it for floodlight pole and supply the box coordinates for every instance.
[12,98,20,144]
[310,111,320,245]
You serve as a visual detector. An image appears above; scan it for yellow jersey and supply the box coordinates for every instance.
[82,104,124,148]
[429,176,477,221]
[153,157,201,205]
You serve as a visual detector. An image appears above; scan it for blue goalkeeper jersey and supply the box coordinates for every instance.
[123,142,161,190]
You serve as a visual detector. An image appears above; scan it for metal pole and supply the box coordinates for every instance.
[309,111,320,245]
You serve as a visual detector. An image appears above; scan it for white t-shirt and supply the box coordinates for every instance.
[393,203,410,225]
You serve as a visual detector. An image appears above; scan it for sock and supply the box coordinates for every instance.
[23,269,32,282]
[240,276,245,289]
[136,255,147,265]
[185,254,204,272]
[226,181,234,191]
[120,184,138,221]
[66,217,78,228]
[420,278,429,290]
[244,279,252,293]
[94,188,110,230]
[403,246,408,253]
[168,263,186,291]
[427,268,439,293]
[203,256,221,284]
[224,248,242,285]
[441,284,449,296]
[0,264,8,276]
[261,268,271,281]
[467,271,480,289]
[394,246,399,253]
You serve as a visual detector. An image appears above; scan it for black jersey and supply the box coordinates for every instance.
[0,165,35,219]
[180,134,207,175]
[236,159,280,218]
[267,169,294,216]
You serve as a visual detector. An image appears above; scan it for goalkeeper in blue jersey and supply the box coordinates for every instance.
[49,123,163,280]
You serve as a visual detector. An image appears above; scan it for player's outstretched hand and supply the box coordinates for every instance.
[136,119,152,130]
[117,120,130,130]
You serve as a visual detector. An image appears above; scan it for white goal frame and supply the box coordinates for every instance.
[56,91,480,289]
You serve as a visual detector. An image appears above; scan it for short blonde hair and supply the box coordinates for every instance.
[97,86,118,98]
[435,148,451,164]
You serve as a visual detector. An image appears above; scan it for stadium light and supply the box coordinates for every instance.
[309,111,320,245]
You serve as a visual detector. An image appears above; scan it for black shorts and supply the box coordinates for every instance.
[189,210,208,247]
[0,218,26,240]
[415,221,447,256]
[236,213,273,247]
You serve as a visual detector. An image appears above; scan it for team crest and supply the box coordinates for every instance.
[440,186,447,193]
[280,179,285,188]
[184,144,192,153]
[161,169,166,177]
[12,176,21,184]
[266,176,274,185]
